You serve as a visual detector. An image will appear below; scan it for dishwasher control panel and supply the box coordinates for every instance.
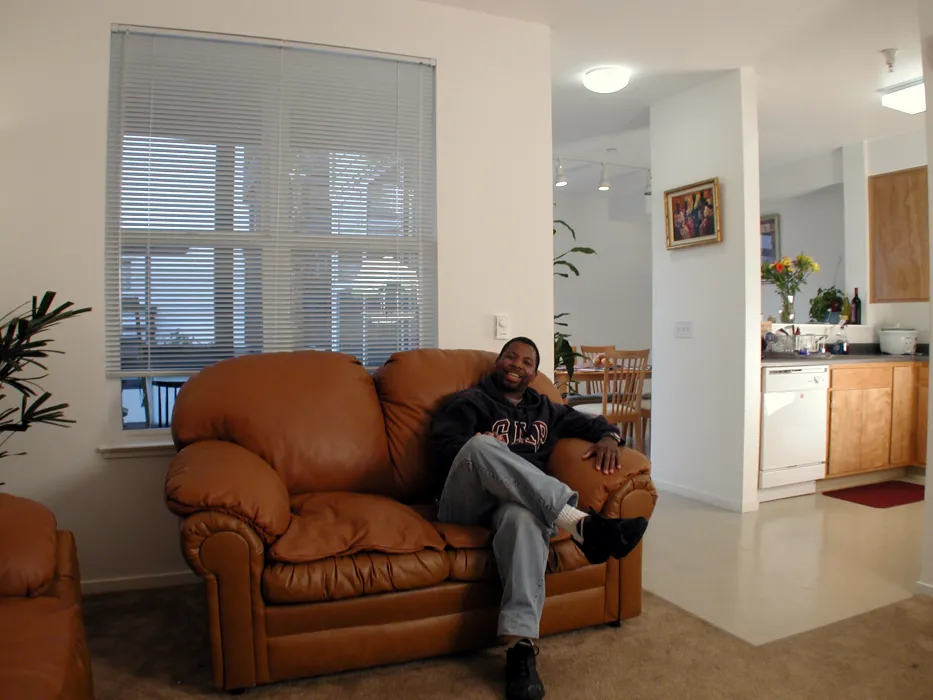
[762,365,829,393]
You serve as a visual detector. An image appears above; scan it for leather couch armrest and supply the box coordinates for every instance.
[0,493,58,597]
[547,439,655,514]
[165,440,291,544]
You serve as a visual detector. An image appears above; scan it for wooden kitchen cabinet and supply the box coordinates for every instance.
[827,366,893,476]
[827,362,928,477]
[917,365,928,467]
[868,166,929,303]
[890,365,917,466]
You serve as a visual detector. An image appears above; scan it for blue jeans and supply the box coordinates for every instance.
[437,435,579,639]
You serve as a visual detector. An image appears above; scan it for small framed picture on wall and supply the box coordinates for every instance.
[761,213,780,265]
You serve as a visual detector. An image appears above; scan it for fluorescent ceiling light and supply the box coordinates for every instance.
[583,66,632,94]
[881,81,926,115]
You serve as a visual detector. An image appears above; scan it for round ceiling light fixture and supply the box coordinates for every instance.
[582,66,632,94]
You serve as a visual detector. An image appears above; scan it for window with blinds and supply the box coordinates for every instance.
[105,27,437,428]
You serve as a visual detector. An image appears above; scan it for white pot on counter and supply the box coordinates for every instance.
[879,328,918,355]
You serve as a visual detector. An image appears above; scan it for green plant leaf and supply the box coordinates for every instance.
[553,219,576,240]
[553,260,580,276]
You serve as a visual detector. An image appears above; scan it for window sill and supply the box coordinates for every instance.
[98,439,177,460]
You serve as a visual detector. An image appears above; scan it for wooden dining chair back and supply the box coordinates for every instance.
[579,345,615,396]
[601,349,650,453]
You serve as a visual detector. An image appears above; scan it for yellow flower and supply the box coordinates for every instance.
[812,263,821,272]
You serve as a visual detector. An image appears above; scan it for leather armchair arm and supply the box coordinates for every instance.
[0,494,58,597]
[165,440,291,545]
[547,439,656,515]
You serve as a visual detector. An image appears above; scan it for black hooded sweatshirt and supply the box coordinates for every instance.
[429,374,621,493]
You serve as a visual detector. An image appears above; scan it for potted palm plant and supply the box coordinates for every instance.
[0,292,91,478]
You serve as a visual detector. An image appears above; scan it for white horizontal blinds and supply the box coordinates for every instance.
[104,29,437,377]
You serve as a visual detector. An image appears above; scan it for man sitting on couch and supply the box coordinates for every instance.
[430,336,649,700]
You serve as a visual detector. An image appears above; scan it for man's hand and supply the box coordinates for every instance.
[582,435,621,474]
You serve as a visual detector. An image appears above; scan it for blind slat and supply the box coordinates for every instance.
[105,29,437,378]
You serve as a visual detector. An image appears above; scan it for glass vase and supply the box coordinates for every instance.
[780,294,795,324]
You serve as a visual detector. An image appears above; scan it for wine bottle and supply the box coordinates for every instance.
[852,288,862,325]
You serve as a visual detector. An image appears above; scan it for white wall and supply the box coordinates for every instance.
[553,172,652,351]
[918,0,933,599]
[760,185,846,321]
[0,0,552,588]
[760,150,843,201]
[868,131,928,176]
[650,68,761,513]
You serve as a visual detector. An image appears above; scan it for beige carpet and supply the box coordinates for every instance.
[83,584,933,699]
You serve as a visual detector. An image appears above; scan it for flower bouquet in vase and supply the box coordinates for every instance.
[761,254,820,324]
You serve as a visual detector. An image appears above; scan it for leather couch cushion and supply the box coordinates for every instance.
[263,550,450,603]
[0,493,58,597]
[270,493,445,564]
[171,351,396,496]
[434,522,571,550]
[0,597,89,699]
[374,349,563,503]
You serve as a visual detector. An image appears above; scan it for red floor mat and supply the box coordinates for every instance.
[822,480,925,508]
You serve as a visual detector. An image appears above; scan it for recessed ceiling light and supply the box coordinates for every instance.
[582,66,632,94]
[881,81,926,115]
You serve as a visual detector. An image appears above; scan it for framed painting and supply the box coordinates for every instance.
[664,178,722,250]
[760,213,780,265]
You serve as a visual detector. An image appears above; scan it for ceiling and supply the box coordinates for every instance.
[423,0,926,173]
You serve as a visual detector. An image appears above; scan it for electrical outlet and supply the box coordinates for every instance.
[495,314,510,340]
[675,321,693,339]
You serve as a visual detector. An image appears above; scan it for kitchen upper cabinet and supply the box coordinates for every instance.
[890,365,917,467]
[869,166,929,303]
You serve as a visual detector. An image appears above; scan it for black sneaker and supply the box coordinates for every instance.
[505,639,545,700]
[578,509,649,565]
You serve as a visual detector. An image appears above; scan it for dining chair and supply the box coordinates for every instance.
[575,349,650,453]
[578,344,615,398]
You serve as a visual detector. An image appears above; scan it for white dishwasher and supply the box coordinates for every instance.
[759,364,829,502]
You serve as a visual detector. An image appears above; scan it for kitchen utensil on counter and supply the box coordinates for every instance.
[879,328,918,355]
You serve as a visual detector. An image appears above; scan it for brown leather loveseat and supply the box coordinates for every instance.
[164,348,657,692]
[0,493,95,699]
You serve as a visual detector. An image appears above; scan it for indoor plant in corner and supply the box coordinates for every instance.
[761,254,820,324]
[553,218,596,385]
[0,291,91,484]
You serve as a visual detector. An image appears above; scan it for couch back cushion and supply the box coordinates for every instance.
[373,348,563,502]
[172,351,395,496]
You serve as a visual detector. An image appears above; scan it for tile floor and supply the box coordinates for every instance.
[641,486,926,645]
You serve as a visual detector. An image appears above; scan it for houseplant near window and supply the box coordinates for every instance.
[761,254,820,324]
[0,292,91,473]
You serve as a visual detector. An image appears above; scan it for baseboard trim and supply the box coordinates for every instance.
[82,571,199,595]
[652,479,743,512]
[816,468,907,492]
[916,580,933,598]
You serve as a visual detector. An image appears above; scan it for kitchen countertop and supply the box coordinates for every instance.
[761,353,929,367]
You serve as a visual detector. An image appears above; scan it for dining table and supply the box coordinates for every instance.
[552,364,653,397]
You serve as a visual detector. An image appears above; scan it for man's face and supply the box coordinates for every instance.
[495,341,538,393]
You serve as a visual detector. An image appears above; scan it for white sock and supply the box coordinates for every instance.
[556,505,588,544]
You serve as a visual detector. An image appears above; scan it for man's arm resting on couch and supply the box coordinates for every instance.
[165,440,291,544]
[547,438,656,515]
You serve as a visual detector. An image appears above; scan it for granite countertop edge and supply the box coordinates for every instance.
[761,354,930,367]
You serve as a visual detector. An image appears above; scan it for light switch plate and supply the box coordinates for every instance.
[495,314,510,340]
[675,321,693,339]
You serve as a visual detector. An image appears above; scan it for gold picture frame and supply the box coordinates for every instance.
[664,177,722,250]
